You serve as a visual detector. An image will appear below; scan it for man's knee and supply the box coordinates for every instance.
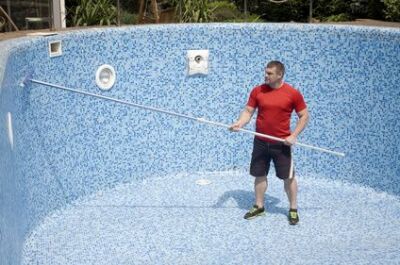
[284,177,297,188]
[254,176,267,184]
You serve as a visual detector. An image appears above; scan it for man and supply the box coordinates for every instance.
[229,61,309,225]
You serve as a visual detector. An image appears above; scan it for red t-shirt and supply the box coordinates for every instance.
[247,82,307,142]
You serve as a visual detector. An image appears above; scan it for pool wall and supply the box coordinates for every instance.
[0,24,399,264]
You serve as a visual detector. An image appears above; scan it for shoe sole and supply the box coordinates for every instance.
[288,218,299,225]
[244,212,265,220]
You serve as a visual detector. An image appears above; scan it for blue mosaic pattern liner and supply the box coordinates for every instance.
[20,171,400,264]
[1,23,400,264]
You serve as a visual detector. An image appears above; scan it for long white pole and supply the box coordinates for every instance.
[197,118,345,157]
[29,78,345,157]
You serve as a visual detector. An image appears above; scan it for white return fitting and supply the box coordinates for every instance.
[187,50,209,75]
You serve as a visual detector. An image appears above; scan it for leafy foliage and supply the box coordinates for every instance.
[384,0,400,21]
[208,1,240,21]
[71,0,117,26]
[65,0,397,26]
[323,13,351,22]
[167,0,264,22]
[120,10,139,25]
[169,0,212,22]
[228,0,309,22]
[225,14,264,22]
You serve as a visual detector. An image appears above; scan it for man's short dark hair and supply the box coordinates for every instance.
[266,61,285,77]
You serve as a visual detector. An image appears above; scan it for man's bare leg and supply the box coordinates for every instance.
[284,177,299,225]
[255,176,267,208]
[284,177,297,209]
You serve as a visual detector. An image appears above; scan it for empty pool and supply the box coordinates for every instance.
[1,23,399,264]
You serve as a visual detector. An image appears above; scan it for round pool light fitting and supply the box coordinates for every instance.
[96,64,116,90]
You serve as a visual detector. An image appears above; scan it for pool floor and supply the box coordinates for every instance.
[22,170,400,264]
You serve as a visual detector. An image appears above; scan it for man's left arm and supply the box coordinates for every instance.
[284,108,310,146]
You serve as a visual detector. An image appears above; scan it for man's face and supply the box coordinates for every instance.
[265,67,282,85]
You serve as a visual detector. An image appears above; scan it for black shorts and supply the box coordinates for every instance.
[250,137,294,179]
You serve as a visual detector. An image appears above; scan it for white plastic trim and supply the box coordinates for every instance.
[48,40,62,57]
[6,112,14,150]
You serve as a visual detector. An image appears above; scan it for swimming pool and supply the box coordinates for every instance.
[1,23,399,264]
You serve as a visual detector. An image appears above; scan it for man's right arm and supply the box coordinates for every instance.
[229,106,255,131]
